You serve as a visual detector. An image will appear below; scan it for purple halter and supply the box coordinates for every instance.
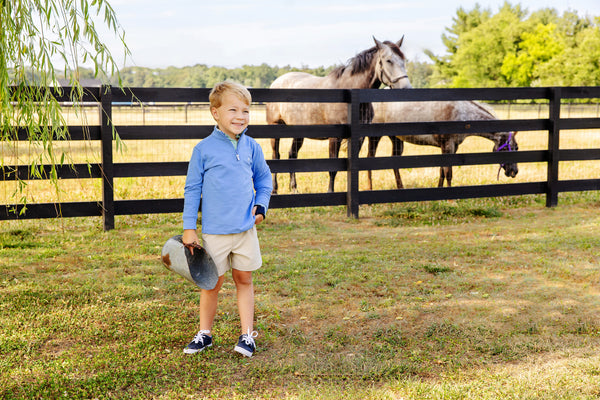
[496,131,515,179]
[495,131,515,152]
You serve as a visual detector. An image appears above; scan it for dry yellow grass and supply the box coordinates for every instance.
[1,103,599,204]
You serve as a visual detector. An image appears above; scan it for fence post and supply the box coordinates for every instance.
[346,89,360,218]
[546,87,561,207]
[100,85,115,230]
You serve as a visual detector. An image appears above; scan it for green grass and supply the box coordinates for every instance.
[1,193,600,398]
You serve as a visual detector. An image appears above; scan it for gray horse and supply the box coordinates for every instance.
[267,37,412,193]
[368,100,519,188]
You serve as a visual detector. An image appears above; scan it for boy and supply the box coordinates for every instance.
[181,81,272,357]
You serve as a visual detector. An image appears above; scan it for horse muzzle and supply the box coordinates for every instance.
[503,164,519,178]
[389,75,412,89]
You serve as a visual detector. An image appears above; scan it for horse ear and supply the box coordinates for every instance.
[373,36,383,49]
[397,35,405,48]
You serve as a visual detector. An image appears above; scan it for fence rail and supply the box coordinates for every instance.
[2,86,600,230]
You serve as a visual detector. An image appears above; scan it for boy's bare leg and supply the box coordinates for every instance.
[232,269,254,333]
[199,275,225,332]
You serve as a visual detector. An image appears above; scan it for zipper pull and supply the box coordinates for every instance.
[236,153,240,161]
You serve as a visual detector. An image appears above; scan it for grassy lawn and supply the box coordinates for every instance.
[1,193,600,399]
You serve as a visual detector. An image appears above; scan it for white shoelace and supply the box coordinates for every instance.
[241,329,258,346]
[193,330,211,344]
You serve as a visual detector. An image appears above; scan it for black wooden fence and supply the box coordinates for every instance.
[2,86,600,230]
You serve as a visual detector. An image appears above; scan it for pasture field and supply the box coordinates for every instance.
[1,103,599,205]
[1,193,599,399]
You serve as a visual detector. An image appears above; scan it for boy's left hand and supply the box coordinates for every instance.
[252,206,264,225]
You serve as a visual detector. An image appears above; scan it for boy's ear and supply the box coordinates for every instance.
[210,107,218,120]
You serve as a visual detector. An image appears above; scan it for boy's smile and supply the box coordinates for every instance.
[210,93,250,140]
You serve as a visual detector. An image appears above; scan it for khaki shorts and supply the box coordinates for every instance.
[202,226,262,276]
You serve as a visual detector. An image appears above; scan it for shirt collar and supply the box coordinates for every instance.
[214,126,246,141]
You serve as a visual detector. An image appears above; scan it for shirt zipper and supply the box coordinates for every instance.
[219,128,241,161]
[234,139,240,161]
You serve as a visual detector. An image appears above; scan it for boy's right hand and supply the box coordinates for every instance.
[182,229,199,255]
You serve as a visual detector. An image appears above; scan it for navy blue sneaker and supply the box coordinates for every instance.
[184,330,212,354]
[234,330,258,357]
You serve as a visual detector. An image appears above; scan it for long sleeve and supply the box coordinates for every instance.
[182,146,204,230]
[252,141,273,213]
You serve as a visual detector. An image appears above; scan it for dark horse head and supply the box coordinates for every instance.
[494,131,519,178]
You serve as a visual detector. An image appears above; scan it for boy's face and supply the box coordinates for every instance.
[210,93,250,139]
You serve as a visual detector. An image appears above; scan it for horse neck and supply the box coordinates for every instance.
[467,102,503,143]
[333,66,380,89]
[475,132,499,142]
[476,131,513,149]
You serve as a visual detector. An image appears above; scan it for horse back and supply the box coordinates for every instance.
[372,100,498,147]
[269,72,331,89]
[373,100,495,123]
[266,72,347,125]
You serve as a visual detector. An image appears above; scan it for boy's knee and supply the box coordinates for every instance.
[232,270,253,286]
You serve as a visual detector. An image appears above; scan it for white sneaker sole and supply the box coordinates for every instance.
[183,343,212,354]
[234,345,254,357]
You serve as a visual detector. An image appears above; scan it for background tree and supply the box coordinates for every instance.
[426,4,491,87]
[450,2,526,87]
[536,17,600,86]
[427,1,599,87]
[406,60,433,88]
[501,22,563,86]
[1,0,128,209]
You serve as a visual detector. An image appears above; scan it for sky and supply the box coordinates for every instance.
[102,0,600,69]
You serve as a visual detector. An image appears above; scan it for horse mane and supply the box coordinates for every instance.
[330,41,405,79]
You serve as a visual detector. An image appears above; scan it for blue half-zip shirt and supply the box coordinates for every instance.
[182,127,272,234]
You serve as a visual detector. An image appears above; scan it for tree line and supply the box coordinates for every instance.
[79,61,434,89]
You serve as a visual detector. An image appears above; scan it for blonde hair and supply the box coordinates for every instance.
[209,81,252,109]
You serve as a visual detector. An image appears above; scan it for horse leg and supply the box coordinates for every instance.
[390,136,404,189]
[439,143,456,187]
[438,166,448,187]
[328,137,342,192]
[289,137,304,193]
[271,138,280,194]
[366,136,382,190]
[438,165,453,187]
